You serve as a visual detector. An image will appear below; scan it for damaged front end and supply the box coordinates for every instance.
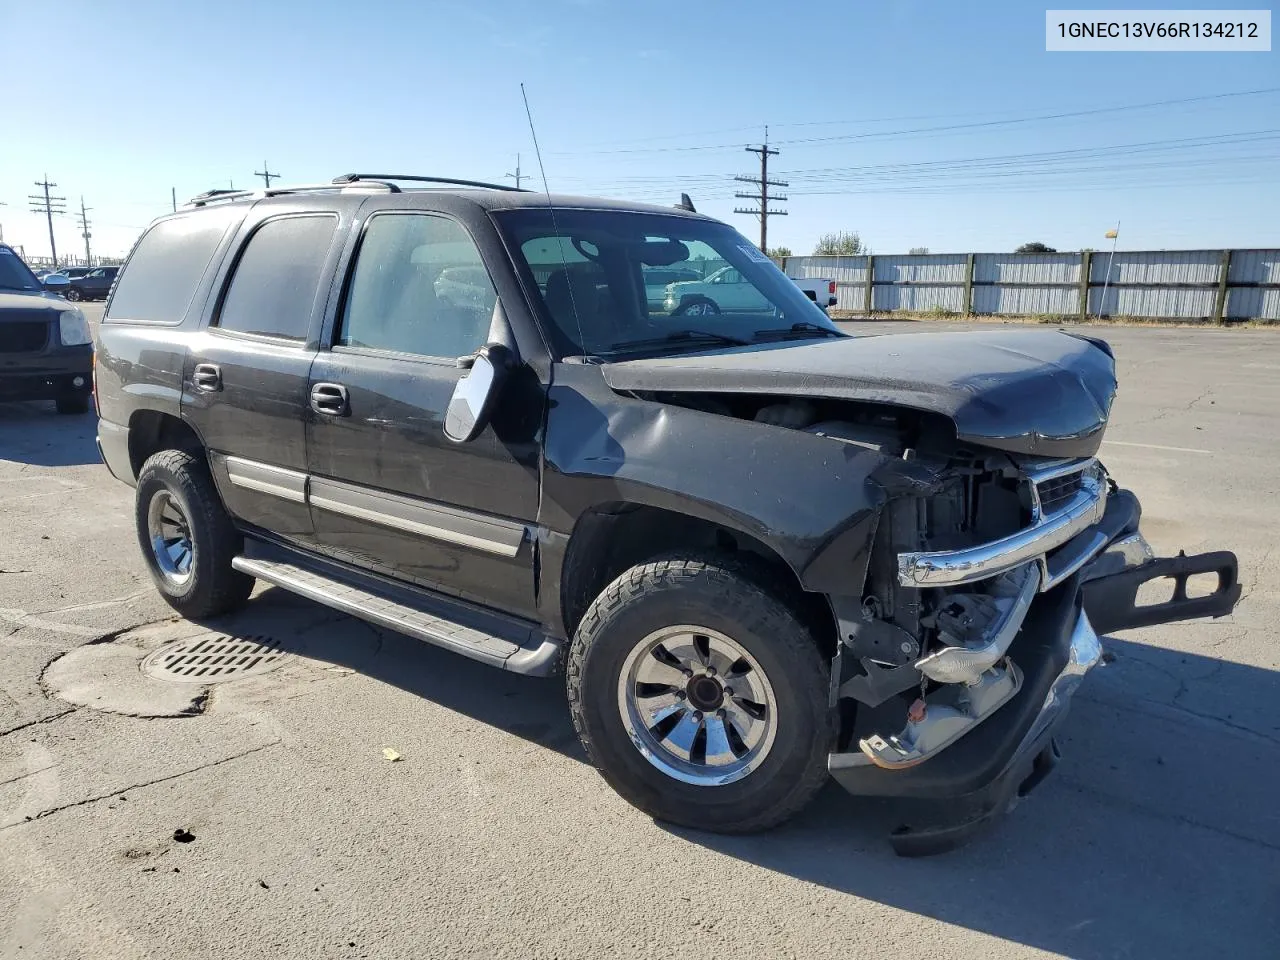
[826,453,1240,856]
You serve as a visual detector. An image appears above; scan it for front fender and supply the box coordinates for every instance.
[540,369,895,588]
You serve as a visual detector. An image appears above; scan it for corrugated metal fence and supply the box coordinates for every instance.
[781,249,1280,321]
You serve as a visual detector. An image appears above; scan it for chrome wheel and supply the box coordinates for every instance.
[147,490,194,585]
[617,625,777,786]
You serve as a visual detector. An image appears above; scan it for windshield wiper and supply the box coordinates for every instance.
[607,329,753,352]
[753,321,845,341]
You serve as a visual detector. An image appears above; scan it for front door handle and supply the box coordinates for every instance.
[310,382,350,416]
[192,363,222,392]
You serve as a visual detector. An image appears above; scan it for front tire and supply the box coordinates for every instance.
[134,450,253,618]
[567,555,833,833]
[65,287,82,302]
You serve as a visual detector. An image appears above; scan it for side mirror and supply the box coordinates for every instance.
[444,343,514,443]
[43,275,70,293]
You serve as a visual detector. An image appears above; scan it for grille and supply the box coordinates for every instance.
[0,320,50,353]
[1035,470,1085,516]
[140,633,288,683]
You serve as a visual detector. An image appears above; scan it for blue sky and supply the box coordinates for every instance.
[1,0,1276,260]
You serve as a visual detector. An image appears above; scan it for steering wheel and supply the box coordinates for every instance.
[671,295,721,317]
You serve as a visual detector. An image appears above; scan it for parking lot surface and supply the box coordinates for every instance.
[2,308,1278,959]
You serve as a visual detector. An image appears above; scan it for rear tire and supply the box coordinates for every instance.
[55,395,90,415]
[65,288,82,302]
[135,450,253,618]
[567,554,833,833]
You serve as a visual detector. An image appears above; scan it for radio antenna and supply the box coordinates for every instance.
[521,83,587,356]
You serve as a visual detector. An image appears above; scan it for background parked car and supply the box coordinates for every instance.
[63,265,119,301]
[642,267,699,312]
[58,266,93,280]
[663,265,775,315]
[433,265,494,310]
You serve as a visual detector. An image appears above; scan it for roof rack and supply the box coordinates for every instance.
[332,173,529,192]
[186,172,528,208]
[186,180,400,207]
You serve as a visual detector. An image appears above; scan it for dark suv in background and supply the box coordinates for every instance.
[63,265,119,301]
[92,175,1239,854]
[0,244,94,414]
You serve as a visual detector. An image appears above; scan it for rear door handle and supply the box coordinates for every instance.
[192,363,222,392]
[310,382,350,416]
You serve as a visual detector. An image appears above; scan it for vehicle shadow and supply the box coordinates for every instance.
[210,590,1280,956]
[0,401,100,467]
[214,586,586,761]
[669,634,1280,959]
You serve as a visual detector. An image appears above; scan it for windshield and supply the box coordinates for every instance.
[0,247,42,292]
[494,209,840,358]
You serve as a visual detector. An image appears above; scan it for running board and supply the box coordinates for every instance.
[231,553,561,677]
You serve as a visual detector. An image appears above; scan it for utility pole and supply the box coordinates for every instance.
[733,130,787,251]
[254,162,280,188]
[171,187,177,213]
[505,154,524,190]
[77,197,93,265]
[29,175,66,268]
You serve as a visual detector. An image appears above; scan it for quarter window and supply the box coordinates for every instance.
[217,215,338,340]
[105,210,239,323]
[339,214,496,359]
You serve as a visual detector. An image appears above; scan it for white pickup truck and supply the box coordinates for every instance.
[790,276,838,311]
[663,267,839,316]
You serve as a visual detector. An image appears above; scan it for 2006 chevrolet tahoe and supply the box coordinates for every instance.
[93,174,1240,854]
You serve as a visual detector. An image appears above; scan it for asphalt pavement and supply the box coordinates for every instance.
[1,307,1277,959]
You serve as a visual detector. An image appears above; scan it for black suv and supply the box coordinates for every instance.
[0,245,94,413]
[64,265,119,302]
[94,175,1239,853]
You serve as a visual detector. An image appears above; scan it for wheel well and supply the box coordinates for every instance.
[559,503,837,655]
[128,411,204,479]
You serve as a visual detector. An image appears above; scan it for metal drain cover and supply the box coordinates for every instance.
[141,633,289,684]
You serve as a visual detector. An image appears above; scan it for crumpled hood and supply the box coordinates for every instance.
[600,329,1118,457]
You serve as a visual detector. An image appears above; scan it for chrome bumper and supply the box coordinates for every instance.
[897,461,1108,590]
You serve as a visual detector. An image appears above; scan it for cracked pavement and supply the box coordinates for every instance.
[1,311,1278,959]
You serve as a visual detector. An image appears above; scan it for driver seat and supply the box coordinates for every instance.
[543,267,621,351]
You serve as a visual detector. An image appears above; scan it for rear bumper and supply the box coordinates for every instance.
[829,490,1240,855]
[0,345,93,401]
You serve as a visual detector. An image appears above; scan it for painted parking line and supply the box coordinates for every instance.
[1101,440,1211,455]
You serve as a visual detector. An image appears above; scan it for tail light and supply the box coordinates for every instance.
[828,280,837,295]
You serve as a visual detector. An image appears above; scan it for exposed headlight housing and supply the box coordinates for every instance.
[59,310,92,346]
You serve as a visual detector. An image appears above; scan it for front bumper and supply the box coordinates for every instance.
[829,488,1240,855]
[0,344,93,402]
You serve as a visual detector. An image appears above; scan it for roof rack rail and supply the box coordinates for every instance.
[332,173,529,193]
[188,188,255,205]
[186,181,400,207]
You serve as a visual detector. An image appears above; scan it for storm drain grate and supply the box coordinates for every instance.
[141,633,290,684]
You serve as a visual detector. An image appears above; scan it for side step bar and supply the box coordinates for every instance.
[231,551,562,677]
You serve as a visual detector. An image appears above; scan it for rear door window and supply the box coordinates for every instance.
[217,215,338,341]
[106,210,240,323]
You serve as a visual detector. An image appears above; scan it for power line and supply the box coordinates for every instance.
[77,197,92,265]
[255,162,280,188]
[559,128,1280,199]
[551,86,1280,158]
[774,86,1280,147]
[28,175,66,268]
[733,133,787,251]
